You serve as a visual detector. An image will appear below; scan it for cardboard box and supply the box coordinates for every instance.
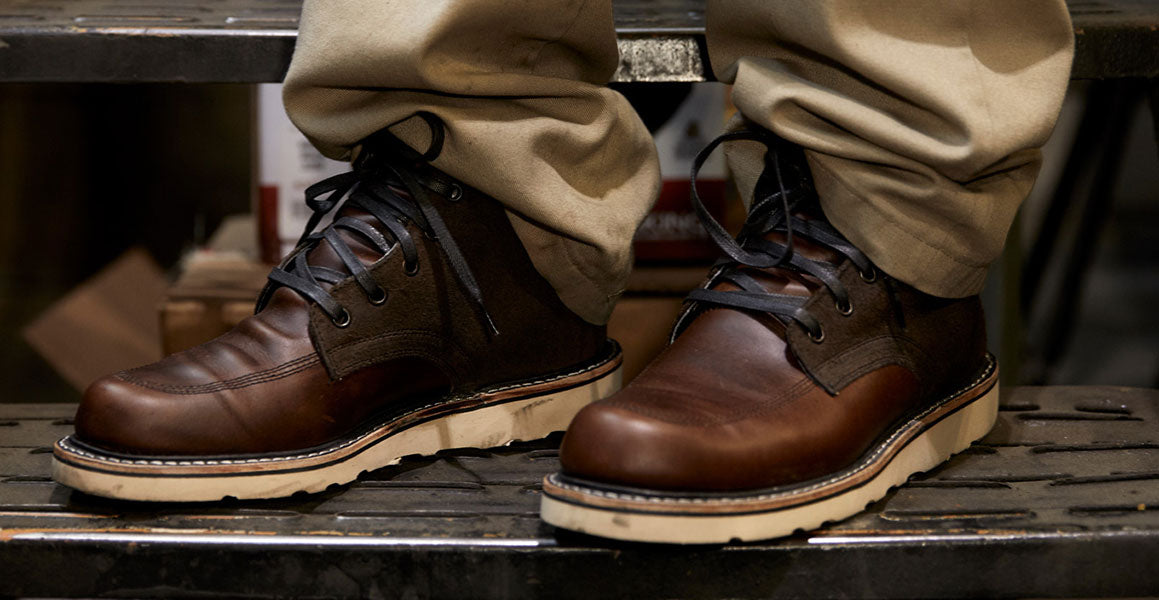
[159,215,267,355]
[161,252,267,355]
[256,84,351,263]
[633,82,731,262]
[22,248,166,391]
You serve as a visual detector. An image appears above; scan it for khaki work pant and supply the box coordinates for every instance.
[283,0,1074,325]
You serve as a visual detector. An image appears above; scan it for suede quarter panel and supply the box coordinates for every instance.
[787,262,986,396]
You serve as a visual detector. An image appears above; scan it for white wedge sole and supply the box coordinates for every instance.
[541,358,998,544]
[54,350,622,502]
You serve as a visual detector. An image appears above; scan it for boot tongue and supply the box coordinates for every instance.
[712,212,844,298]
[300,178,420,285]
[698,204,847,342]
[302,208,396,276]
[682,128,862,344]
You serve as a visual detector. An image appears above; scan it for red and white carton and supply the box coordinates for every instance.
[633,82,730,262]
[257,83,731,265]
[256,83,349,263]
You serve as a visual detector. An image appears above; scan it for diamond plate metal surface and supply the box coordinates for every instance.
[0,1,1155,82]
[2,386,1159,598]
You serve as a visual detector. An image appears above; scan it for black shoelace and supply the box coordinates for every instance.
[255,112,498,335]
[676,129,877,342]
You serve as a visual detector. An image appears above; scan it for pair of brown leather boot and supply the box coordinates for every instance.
[53,119,997,544]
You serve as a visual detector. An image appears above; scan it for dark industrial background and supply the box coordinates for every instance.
[0,81,1156,403]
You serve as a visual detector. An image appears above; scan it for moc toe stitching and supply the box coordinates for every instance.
[113,354,321,395]
[76,375,261,455]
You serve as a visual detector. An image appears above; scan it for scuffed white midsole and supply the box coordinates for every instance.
[53,365,621,502]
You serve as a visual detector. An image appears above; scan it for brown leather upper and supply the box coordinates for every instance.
[559,249,987,492]
[75,163,605,457]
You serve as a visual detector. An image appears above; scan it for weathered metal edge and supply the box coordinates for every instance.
[1,24,1155,83]
[3,529,1159,598]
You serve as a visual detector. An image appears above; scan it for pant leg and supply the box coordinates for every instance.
[706,0,1074,297]
[282,0,660,324]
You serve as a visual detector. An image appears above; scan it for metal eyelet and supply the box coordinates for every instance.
[836,299,854,316]
[808,324,825,343]
[331,308,351,328]
[368,286,387,306]
[859,268,877,283]
[405,262,420,277]
[447,184,463,202]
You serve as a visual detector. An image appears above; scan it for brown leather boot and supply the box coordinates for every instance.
[541,129,998,543]
[53,114,621,501]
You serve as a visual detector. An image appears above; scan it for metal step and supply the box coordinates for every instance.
[0,1,1157,82]
[2,386,1158,598]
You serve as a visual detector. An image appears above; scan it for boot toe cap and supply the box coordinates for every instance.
[74,373,241,456]
[559,398,772,492]
[75,374,166,454]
